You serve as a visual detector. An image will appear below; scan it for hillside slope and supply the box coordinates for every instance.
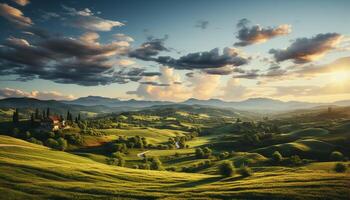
[0,135,349,199]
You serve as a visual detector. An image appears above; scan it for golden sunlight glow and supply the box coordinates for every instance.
[329,71,350,83]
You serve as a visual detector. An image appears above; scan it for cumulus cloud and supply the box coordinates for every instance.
[11,0,30,6]
[0,34,156,86]
[0,88,75,100]
[127,66,191,101]
[129,36,169,61]
[195,20,209,29]
[0,3,33,27]
[189,73,221,99]
[114,33,134,42]
[234,18,291,46]
[269,33,342,63]
[79,32,100,44]
[156,47,249,70]
[62,5,124,31]
[219,78,250,101]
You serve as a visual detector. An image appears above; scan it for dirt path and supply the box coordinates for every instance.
[137,150,150,158]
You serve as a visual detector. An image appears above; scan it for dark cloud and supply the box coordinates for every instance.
[269,33,342,63]
[233,69,260,79]
[0,3,33,27]
[195,20,209,29]
[234,18,291,47]
[139,81,170,86]
[140,72,162,77]
[0,35,154,86]
[128,36,169,61]
[156,47,249,70]
[185,72,194,78]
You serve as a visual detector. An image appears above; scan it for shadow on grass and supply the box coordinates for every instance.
[174,176,223,187]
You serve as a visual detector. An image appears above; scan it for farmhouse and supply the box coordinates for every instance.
[40,116,66,131]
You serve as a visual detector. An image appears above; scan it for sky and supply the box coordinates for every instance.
[0,0,350,102]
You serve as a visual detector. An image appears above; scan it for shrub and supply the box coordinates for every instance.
[27,137,43,145]
[56,137,68,151]
[272,151,282,163]
[219,161,235,177]
[45,138,59,149]
[150,157,163,170]
[334,163,347,173]
[330,151,344,161]
[239,165,253,177]
[140,163,150,170]
[288,155,303,166]
[167,166,177,171]
[195,148,204,159]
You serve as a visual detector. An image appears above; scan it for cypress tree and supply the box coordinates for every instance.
[12,108,19,124]
[46,107,50,118]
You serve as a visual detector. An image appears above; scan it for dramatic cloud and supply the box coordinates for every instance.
[189,73,221,99]
[0,3,33,27]
[234,18,291,46]
[156,47,249,70]
[11,0,30,6]
[129,36,169,61]
[79,32,100,44]
[127,66,191,101]
[62,5,124,31]
[0,88,75,100]
[0,35,156,86]
[220,78,250,101]
[195,20,209,29]
[269,33,342,63]
[114,33,134,42]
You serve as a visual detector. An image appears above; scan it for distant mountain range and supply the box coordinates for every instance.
[62,96,172,108]
[1,96,350,113]
[62,96,350,111]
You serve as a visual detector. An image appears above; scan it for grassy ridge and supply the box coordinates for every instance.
[1,135,349,200]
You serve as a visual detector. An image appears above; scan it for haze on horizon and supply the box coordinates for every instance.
[0,0,350,103]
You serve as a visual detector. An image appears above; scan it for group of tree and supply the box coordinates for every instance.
[107,152,125,167]
[219,161,253,177]
[195,147,212,159]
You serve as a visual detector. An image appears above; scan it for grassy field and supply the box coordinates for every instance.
[1,135,349,200]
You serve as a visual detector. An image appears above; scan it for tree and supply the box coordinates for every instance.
[46,107,50,118]
[111,152,125,167]
[203,147,212,158]
[12,108,19,124]
[78,113,81,121]
[334,163,347,173]
[195,148,204,159]
[238,165,253,177]
[272,151,282,163]
[45,138,59,149]
[150,157,163,170]
[219,161,235,177]
[42,110,46,119]
[288,155,302,166]
[30,113,35,127]
[57,137,68,151]
[330,151,344,161]
[35,108,39,119]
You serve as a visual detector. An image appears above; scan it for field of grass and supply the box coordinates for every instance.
[1,135,349,200]
[98,127,188,144]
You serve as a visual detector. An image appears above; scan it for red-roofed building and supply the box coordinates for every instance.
[40,115,66,131]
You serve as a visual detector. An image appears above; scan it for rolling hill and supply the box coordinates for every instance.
[1,135,349,200]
